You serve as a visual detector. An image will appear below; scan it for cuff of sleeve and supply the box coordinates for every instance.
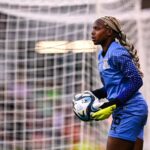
[100,98,122,109]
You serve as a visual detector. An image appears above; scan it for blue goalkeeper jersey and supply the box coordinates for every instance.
[98,41,148,116]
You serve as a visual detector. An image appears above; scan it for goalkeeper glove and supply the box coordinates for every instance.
[91,98,122,121]
[91,104,116,121]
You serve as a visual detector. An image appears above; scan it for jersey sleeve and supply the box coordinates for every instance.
[109,54,143,104]
[92,87,107,99]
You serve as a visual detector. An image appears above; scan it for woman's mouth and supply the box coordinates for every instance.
[92,38,97,44]
[91,37,96,41]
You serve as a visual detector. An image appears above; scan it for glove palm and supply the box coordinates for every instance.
[91,104,116,121]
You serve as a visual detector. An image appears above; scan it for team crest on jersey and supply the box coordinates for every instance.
[103,59,110,69]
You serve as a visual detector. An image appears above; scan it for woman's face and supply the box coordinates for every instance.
[91,20,108,45]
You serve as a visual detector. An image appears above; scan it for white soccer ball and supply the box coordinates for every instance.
[73,91,106,121]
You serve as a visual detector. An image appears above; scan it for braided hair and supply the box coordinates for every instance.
[99,16,143,77]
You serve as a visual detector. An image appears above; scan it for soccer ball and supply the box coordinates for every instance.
[73,91,106,121]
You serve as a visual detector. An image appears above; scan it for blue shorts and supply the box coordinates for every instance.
[108,113,147,142]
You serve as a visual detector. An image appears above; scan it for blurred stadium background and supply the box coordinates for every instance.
[0,0,149,150]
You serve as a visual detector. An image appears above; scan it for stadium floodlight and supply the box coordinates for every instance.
[100,0,120,3]
[35,40,97,54]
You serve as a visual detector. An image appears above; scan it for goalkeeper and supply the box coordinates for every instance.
[90,16,148,150]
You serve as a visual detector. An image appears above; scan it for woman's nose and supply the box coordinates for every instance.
[91,30,94,36]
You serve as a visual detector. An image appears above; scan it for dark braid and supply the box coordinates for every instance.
[117,30,143,77]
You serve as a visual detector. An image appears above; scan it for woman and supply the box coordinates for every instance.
[91,16,148,150]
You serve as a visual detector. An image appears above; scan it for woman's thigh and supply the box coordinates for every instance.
[107,136,135,150]
[133,138,143,150]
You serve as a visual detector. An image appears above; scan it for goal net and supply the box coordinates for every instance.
[0,0,149,150]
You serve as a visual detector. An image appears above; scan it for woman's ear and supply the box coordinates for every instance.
[106,28,113,37]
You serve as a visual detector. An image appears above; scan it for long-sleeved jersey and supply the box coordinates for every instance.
[97,41,148,116]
